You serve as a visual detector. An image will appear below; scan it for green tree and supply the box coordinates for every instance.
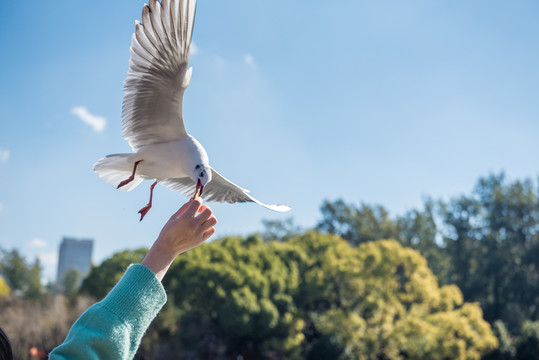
[515,320,539,360]
[80,248,147,299]
[163,235,305,359]
[261,217,302,242]
[316,199,452,283]
[290,233,497,360]
[0,249,28,292]
[0,249,43,299]
[156,232,498,359]
[25,258,44,300]
[317,200,397,245]
[395,199,450,283]
[62,268,81,299]
[441,173,539,332]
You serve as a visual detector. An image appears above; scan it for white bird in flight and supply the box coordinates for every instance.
[93,0,290,220]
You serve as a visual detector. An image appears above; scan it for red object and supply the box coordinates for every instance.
[117,160,143,189]
[29,346,46,359]
[138,180,158,221]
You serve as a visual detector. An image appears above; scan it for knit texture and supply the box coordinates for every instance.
[49,264,167,360]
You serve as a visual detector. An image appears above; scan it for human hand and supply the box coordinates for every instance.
[155,198,217,255]
[141,199,217,281]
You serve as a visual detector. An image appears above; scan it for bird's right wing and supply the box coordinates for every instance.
[162,168,291,212]
[122,0,197,151]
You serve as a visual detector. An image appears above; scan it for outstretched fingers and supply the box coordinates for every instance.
[194,205,217,237]
[201,214,217,232]
[202,227,216,242]
[172,199,217,242]
[183,198,203,218]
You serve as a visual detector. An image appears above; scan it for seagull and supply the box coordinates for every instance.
[93,0,290,221]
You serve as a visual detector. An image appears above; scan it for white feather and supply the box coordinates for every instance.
[93,154,143,192]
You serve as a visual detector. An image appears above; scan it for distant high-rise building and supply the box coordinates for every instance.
[56,237,93,283]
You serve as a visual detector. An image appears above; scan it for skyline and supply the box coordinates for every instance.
[1,0,538,282]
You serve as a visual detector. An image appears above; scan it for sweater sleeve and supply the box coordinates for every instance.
[49,264,167,360]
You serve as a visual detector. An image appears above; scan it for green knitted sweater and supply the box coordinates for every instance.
[49,264,167,360]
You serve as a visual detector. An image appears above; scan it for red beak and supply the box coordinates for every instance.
[193,178,204,199]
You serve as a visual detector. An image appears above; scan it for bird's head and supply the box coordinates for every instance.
[193,163,212,198]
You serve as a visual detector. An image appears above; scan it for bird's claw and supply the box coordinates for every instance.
[138,204,152,221]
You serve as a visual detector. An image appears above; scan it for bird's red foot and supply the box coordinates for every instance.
[118,177,133,189]
[138,204,152,222]
[138,180,158,221]
[118,160,143,189]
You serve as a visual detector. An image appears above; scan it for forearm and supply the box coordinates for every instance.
[49,264,166,360]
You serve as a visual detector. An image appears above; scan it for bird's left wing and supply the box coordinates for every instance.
[122,0,197,151]
[162,168,291,212]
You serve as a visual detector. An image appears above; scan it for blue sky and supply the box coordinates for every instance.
[1,1,538,282]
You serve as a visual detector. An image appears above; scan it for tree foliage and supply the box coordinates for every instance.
[441,174,539,332]
[317,200,397,245]
[261,217,302,242]
[161,235,305,359]
[149,233,497,359]
[293,233,497,360]
[77,233,496,359]
[0,249,44,299]
[484,320,539,360]
[0,249,29,292]
[317,173,539,338]
[80,248,148,299]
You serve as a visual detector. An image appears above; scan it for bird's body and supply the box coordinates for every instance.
[134,136,209,181]
[93,0,290,220]
[140,136,209,179]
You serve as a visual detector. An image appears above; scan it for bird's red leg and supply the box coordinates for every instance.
[138,180,158,221]
[117,160,143,189]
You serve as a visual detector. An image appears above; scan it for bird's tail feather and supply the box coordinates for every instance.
[93,154,143,192]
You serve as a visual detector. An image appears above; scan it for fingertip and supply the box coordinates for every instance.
[200,215,217,233]
[192,198,202,206]
[199,207,213,219]
[202,227,216,242]
[186,198,202,215]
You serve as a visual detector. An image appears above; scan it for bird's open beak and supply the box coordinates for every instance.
[193,178,204,199]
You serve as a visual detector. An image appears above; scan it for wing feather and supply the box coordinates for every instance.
[122,0,197,151]
[162,168,291,212]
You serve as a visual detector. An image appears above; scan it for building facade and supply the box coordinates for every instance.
[56,237,93,283]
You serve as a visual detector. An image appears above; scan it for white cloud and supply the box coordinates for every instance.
[71,106,107,132]
[191,42,199,55]
[0,149,10,163]
[244,53,256,69]
[30,237,48,249]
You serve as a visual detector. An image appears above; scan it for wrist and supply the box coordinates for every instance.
[141,244,177,282]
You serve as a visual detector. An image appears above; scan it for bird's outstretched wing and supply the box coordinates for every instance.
[162,168,291,212]
[122,0,196,151]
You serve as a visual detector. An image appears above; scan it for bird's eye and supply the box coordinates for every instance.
[195,164,201,170]
[199,172,204,177]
